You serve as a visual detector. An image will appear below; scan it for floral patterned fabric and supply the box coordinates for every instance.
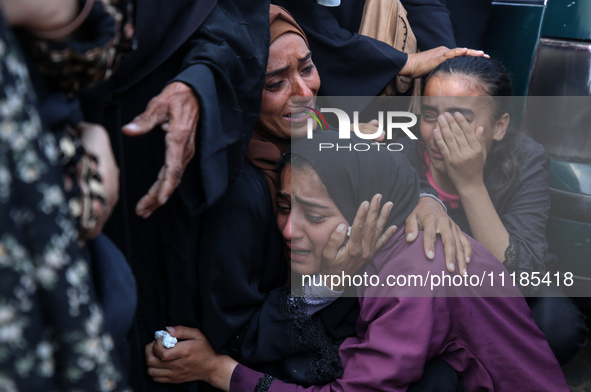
[0,15,128,392]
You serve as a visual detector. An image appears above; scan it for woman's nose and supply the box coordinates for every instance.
[292,76,314,98]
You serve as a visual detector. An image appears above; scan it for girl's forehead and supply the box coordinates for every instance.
[421,95,492,116]
[424,74,486,97]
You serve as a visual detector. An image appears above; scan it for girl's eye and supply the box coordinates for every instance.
[305,213,326,223]
[421,112,437,122]
[266,81,283,91]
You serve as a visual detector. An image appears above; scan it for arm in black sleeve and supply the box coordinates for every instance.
[238,289,358,385]
[198,162,287,356]
[171,0,270,212]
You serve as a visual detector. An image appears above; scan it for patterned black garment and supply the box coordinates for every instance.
[0,14,128,391]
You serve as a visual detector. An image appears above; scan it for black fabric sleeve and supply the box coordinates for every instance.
[401,0,456,50]
[171,0,269,214]
[238,290,357,385]
[197,163,287,356]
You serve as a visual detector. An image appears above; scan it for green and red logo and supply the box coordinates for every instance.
[304,106,328,130]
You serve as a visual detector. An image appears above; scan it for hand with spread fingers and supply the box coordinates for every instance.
[320,194,396,289]
[404,196,472,275]
[433,111,487,189]
[122,81,199,218]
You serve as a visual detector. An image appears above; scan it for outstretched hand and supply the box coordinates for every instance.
[321,194,396,289]
[400,47,489,79]
[123,82,199,218]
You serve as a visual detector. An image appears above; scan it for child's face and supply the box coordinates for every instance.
[420,74,508,176]
[277,163,348,276]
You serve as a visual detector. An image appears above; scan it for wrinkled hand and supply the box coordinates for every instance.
[77,122,119,238]
[405,196,472,275]
[123,82,199,218]
[434,112,487,189]
[400,47,489,79]
[352,120,385,141]
[321,194,396,289]
[146,326,237,389]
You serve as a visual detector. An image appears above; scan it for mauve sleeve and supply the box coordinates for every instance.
[230,296,445,392]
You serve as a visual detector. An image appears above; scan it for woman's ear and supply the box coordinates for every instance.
[492,113,510,142]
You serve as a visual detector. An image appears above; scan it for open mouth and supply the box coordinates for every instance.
[291,249,310,255]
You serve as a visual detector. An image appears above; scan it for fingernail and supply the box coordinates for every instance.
[406,233,414,240]
[387,202,393,211]
[363,201,369,210]
[448,263,455,272]
[428,250,435,260]
[462,268,467,276]
[434,129,440,136]
[124,123,139,132]
[444,112,453,119]
[454,111,462,119]
[376,194,382,203]
[466,256,471,263]
[336,223,346,233]
[439,115,446,121]
[166,326,176,334]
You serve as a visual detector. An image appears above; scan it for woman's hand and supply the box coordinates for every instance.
[123,82,200,219]
[320,194,396,289]
[405,196,472,275]
[434,112,487,190]
[146,326,237,391]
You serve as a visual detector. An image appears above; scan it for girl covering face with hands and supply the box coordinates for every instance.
[404,56,588,365]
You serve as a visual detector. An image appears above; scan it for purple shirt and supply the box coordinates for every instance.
[231,230,568,391]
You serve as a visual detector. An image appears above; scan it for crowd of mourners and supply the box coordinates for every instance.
[0,0,588,391]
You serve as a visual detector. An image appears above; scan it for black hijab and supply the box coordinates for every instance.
[290,130,419,229]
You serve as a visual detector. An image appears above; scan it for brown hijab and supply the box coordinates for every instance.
[246,5,309,209]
